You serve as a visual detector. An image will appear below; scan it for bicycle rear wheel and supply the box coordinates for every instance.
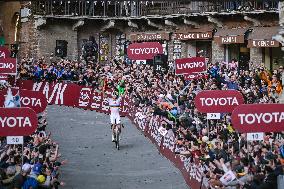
[116,132,120,150]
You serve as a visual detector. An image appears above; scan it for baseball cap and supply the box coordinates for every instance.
[22,163,32,173]
[235,165,246,176]
[32,163,42,175]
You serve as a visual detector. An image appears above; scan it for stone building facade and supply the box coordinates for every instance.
[15,0,284,70]
[0,1,21,48]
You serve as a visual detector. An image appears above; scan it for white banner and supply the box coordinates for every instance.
[220,170,236,185]
[7,136,23,144]
[247,133,264,141]
[158,126,168,136]
[207,113,221,120]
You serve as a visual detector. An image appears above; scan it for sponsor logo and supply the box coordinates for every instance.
[0,117,32,128]
[20,97,42,107]
[129,47,160,55]
[200,97,239,106]
[238,112,284,124]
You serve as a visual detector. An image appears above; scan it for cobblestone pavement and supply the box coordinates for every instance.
[47,106,189,189]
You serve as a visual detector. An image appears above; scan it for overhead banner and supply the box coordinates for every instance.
[0,58,17,74]
[0,46,11,59]
[18,80,129,117]
[175,57,206,75]
[194,90,244,113]
[232,104,284,133]
[0,108,38,136]
[0,89,48,113]
[127,42,163,60]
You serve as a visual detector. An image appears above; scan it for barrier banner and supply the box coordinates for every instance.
[194,90,244,113]
[232,104,284,133]
[175,57,206,75]
[18,80,128,116]
[0,107,38,136]
[16,80,208,189]
[0,89,47,113]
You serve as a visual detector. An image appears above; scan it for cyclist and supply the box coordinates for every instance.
[106,92,123,142]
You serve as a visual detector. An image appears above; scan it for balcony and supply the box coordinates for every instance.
[31,0,279,18]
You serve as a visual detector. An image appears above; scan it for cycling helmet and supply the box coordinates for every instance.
[112,92,118,99]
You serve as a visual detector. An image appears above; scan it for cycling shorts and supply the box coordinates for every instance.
[110,114,121,124]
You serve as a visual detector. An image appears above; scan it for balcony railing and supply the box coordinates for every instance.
[31,0,279,17]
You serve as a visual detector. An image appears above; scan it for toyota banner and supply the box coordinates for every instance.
[232,104,284,133]
[194,90,245,113]
[127,42,163,60]
[0,89,48,114]
[0,107,38,136]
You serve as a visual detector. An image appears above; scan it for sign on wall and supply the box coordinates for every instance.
[247,39,280,48]
[232,104,284,133]
[174,32,212,40]
[129,32,170,41]
[214,36,244,44]
[194,90,244,113]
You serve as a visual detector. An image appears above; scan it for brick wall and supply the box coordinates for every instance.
[212,41,224,63]
[250,48,263,67]
[19,18,38,59]
[0,1,21,47]
[37,21,78,61]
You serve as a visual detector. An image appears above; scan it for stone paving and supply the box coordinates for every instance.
[47,105,189,189]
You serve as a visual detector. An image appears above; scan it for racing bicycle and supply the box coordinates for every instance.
[112,124,124,150]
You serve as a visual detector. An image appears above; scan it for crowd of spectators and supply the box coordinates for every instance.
[0,85,67,189]
[14,54,284,189]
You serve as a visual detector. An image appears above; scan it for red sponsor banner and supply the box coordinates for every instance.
[0,89,47,114]
[0,108,38,136]
[0,74,8,81]
[18,80,128,116]
[0,58,17,74]
[194,90,244,113]
[127,42,163,60]
[184,73,207,80]
[128,104,207,189]
[0,46,11,59]
[232,104,284,133]
[175,57,206,75]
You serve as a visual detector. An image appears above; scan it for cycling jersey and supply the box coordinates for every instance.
[108,97,122,124]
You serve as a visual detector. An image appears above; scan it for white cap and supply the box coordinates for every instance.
[22,163,31,173]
